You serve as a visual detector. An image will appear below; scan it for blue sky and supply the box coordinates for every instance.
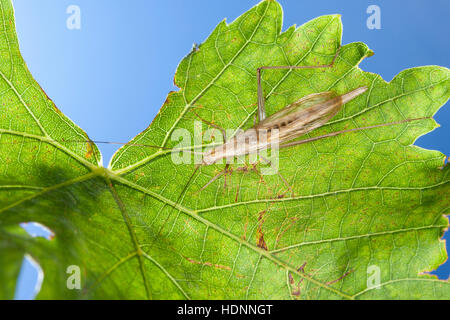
[9,0,450,299]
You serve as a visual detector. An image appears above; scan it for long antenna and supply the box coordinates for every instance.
[0,139,166,149]
[279,117,432,149]
[0,138,207,155]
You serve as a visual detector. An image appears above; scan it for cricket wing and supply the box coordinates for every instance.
[258,87,367,144]
[257,91,337,128]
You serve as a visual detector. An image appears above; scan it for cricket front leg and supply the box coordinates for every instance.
[256,47,341,122]
[278,117,431,150]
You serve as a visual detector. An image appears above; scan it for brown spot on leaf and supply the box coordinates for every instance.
[85,142,94,159]
[325,269,354,285]
[292,288,301,297]
[297,262,307,273]
[288,273,294,285]
[185,257,245,279]
[274,215,299,249]
[241,215,249,241]
[186,257,231,271]
[256,210,268,250]
[52,104,62,115]
[289,262,308,299]
[163,90,177,107]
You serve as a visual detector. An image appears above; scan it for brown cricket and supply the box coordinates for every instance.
[201,86,368,165]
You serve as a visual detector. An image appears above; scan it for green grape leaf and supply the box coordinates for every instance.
[0,0,449,299]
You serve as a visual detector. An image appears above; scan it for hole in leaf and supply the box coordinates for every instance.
[14,255,43,300]
[20,222,54,240]
[13,222,53,299]
[429,221,450,280]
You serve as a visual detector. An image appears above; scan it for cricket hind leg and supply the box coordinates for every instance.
[256,47,341,122]
[197,164,231,193]
[278,117,432,150]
